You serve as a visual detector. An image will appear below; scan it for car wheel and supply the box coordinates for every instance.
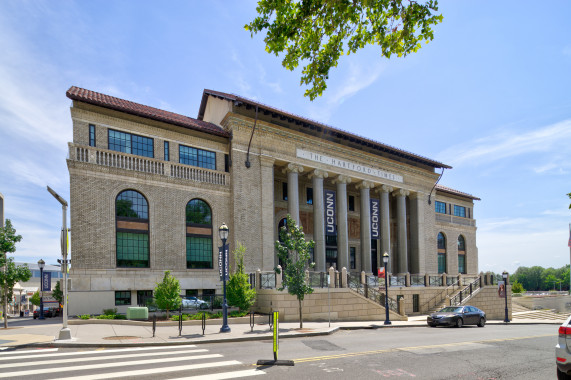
[557,367,571,380]
[455,318,463,328]
[33,315,37,320]
[478,317,485,327]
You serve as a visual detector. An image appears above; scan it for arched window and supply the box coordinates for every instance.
[437,232,446,274]
[116,190,149,268]
[277,218,287,242]
[186,199,212,269]
[458,235,466,274]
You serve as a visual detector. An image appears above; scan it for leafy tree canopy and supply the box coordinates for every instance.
[30,291,40,306]
[154,271,181,318]
[246,0,443,100]
[0,219,23,254]
[52,280,63,305]
[227,243,257,311]
[0,259,31,304]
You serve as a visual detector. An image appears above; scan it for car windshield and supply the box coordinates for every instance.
[439,307,463,313]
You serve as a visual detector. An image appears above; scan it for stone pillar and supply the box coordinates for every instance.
[341,267,347,288]
[276,265,282,288]
[283,163,304,225]
[377,185,393,272]
[260,156,276,270]
[361,271,366,285]
[393,188,410,274]
[328,266,335,288]
[256,269,261,291]
[334,175,351,271]
[409,192,425,274]
[357,181,374,273]
[310,169,328,272]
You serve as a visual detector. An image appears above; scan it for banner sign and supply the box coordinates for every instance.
[42,272,52,292]
[324,190,336,236]
[370,198,380,239]
[218,245,229,281]
[498,281,505,298]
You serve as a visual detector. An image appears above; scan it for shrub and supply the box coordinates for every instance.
[227,243,257,311]
[103,308,118,316]
[95,314,116,320]
[229,310,248,318]
[79,314,91,320]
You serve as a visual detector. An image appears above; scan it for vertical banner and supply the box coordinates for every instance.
[324,190,336,236]
[370,198,380,239]
[218,245,229,281]
[42,272,52,292]
[498,281,505,298]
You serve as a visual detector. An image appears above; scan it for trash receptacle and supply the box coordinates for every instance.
[20,311,23,317]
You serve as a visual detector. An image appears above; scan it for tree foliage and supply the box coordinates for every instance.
[0,219,23,254]
[511,280,525,294]
[154,271,181,319]
[511,265,570,291]
[227,243,257,311]
[30,291,40,306]
[52,280,63,305]
[246,0,443,100]
[275,214,315,328]
[0,259,31,305]
[567,192,571,209]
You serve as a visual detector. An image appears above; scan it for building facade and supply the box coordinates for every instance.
[66,87,479,315]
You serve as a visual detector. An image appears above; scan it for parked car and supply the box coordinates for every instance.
[181,297,210,309]
[556,315,571,379]
[427,305,486,328]
[33,307,59,319]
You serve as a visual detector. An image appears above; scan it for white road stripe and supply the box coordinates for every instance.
[54,360,243,380]
[170,369,266,379]
[0,348,208,369]
[0,348,58,356]
[0,345,196,361]
[0,353,222,378]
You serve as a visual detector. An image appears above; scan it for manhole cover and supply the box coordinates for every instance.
[102,336,140,340]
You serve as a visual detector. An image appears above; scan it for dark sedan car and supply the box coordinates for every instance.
[33,307,60,319]
[427,305,486,328]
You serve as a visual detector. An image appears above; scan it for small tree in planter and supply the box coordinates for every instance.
[227,243,257,312]
[154,271,181,319]
[275,214,315,328]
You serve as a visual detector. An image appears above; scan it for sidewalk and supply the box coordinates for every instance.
[0,315,563,349]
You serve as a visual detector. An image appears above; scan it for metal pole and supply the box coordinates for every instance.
[1,193,7,328]
[384,257,391,325]
[503,272,510,323]
[220,239,230,333]
[39,265,44,320]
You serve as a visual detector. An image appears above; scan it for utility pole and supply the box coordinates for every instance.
[1,192,7,329]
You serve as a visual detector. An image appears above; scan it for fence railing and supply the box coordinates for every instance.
[420,279,461,313]
[308,272,328,288]
[390,275,406,287]
[260,272,276,289]
[411,274,425,287]
[450,277,482,306]
[347,273,399,314]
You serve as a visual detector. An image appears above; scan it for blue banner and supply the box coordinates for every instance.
[218,245,229,281]
[324,190,336,236]
[42,272,51,291]
[370,198,380,239]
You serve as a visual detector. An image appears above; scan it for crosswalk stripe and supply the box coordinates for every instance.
[0,353,222,378]
[0,345,196,361]
[54,360,243,380]
[0,348,58,356]
[170,368,266,379]
[0,348,209,369]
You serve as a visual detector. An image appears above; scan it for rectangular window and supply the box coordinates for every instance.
[453,205,466,217]
[282,182,288,201]
[116,232,149,268]
[185,289,198,297]
[179,145,216,169]
[435,201,446,214]
[108,129,154,158]
[224,154,229,172]
[348,195,355,212]
[350,247,356,269]
[164,141,169,161]
[413,294,420,313]
[137,290,153,307]
[458,254,466,274]
[89,124,96,147]
[186,236,213,269]
[306,187,313,205]
[438,253,446,274]
[115,291,131,306]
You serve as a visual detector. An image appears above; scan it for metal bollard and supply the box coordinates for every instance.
[250,311,254,332]
[178,305,183,337]
[269,312,273,331]
[201,312,206,336]
[152,314,156,337]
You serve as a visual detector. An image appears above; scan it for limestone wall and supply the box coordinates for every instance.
[467,285,512,320]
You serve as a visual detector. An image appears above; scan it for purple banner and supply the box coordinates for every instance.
[42,272,51,291]
[324,190,336,236]
[370,198,380,239]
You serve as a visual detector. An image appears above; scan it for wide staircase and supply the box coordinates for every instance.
[511,302,567,322]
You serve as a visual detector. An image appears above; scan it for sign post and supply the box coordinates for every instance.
[256,310,294,366]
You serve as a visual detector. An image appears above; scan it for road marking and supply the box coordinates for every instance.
[169,369,265,379]
[292,334,555,363]
[57,360,243,380]
[0,348,58,356]
[0,353,222,378]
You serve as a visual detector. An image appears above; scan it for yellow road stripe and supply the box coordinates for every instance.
[292,334,555,363]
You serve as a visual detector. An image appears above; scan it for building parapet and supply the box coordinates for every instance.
[436,213,477,227]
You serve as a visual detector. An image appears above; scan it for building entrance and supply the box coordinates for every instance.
[371,239,378,273]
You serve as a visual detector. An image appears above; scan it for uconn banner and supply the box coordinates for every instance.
[370,198,380,239]
[324,190,336,236]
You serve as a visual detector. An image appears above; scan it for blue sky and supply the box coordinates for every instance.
[0,0,569,274]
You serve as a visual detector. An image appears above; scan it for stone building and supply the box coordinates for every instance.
[65,86,479,315]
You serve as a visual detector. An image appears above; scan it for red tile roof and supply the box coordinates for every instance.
[436,185,480,200]
[66,86,229,138]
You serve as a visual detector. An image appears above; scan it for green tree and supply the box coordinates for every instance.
[227,243,257,311]
[567,192,570,209]
[154,271,181,319]
[246,0,443,100]
[275,214,315,328]
[0,219,23,328]
[115,199,138,218]
[30,291,40,307]
[511,280,525,294]
[0,259,31,307]
[52,280,63,306]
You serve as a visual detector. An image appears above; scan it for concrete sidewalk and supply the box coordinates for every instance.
[0,315,563,349]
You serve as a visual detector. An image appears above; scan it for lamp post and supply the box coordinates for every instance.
[383,252,391,325]
[219,223,230,333]
[47,186,72,340]
[38,259,45,320]
[502,271,510,323]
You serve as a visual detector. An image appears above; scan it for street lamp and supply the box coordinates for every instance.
[46,186,72,340]
[502,271,510,323]
[383,252,391,325]
[38,259,45,320]
[219,223,230,333]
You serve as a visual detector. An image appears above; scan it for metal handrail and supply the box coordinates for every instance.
[450,277,482,306]
[347,273,399,314]
[419,279,461,312]
[308,272,327,288]
[410,274,425,287]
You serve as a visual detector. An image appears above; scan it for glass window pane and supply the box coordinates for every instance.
[438,253,446,274]
[435,201,446,214]
[457,235,465,250]
[179,145,215,169]
[117,232,149,268]
[89,124,96,147]
[116,190,148,219]
[458,254,466,274]
[453,205,466,217]
[186,236,213,269]
[437,233,446,249]
[186,199,211,225]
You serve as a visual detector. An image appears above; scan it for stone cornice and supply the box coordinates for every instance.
[332,174,352,185]
[356,180,375,190]
[308,169,329,179]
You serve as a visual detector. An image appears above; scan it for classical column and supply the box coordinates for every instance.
[377,185,393,272]
[310,169,328,272]
[409,191,425,274]
[260,156,276,270]
[393,188,410,274]
[283,163,304,226]
[357,180,375,273]
[333,175,351,271]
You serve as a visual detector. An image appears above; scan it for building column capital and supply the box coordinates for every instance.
[392,188,410,198]
[259,155,275,167]
[282,163,304,174]
[356,180,375,190]
[308,168,329,179]
[409,191,424,200]
[376,184,393,194]
[332,174,352,185]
